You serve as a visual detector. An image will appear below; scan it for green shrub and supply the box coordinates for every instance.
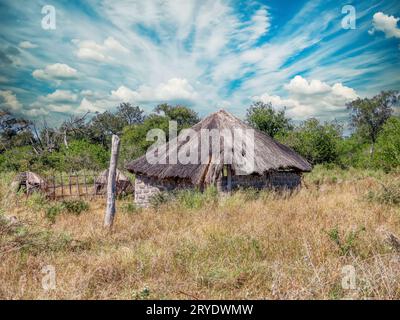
[45,203,64,223]
[61,199,90,215]
[177,189,204,209]
[45,199,89,222]
[373,117,400,171]
[177,186,219,209]
[326,226,365,256]
[366,181,400,206]
[26,192,48,211]
[279,118,342,165]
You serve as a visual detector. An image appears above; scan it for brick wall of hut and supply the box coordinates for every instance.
[216,171,301,192]
[134,174,194,207]
[135,171,301,207]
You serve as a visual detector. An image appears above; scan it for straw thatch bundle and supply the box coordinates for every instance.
[126,110,311,186]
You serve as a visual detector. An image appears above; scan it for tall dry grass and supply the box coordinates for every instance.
[0,168,399,299]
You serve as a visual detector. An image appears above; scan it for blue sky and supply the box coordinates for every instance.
[0,0,399,126]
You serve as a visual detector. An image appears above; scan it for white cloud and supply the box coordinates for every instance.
[32,63,78,81]
[252,93,314,118]
[111,78,197,103]
[19,41,37,49]
[369,12,400,39]
[285,75,331,95]
[0,90,22,111]
[242,7,270,43]
[25,108,49,117]
[45,90,78,103]
[28,90,85,116]
[73,36,129,62]
[253,75,358,119]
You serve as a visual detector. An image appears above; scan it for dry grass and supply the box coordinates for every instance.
[0,169,399,300]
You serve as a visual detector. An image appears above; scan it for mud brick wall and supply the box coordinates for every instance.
[135,171,301,206]
[218,171,301,191]
[134,174,193,207]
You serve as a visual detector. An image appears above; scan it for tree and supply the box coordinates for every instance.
[373,116,400,170]
[0,111,32,152]
[246,101,292,138]
[120,114,170,163]
[347,91,398,156]
[155,103,200,128]
[59,112,91,148]
[281,118,342,165]
[89,111,126,147]
[116,103,145,125]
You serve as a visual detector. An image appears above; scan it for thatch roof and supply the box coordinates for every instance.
[126,109,312,185]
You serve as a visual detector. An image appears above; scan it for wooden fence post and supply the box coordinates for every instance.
[104,135,120,228]
[60,173,64,199]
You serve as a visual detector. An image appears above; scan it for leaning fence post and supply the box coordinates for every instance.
[104,135,120,228]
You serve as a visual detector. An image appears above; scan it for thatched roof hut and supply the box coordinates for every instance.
[12,171,47,194]
[126,110,311,206]
[127,109,311,183]
[95,169,134,195]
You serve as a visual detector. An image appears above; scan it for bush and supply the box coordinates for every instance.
[177,186,219,209]
[326,226,365,256]
[26,192,48,211]
[0,146,37,172]
[279,118,342,165]
[366,181,400,206]
[61,199,90,215]
[373,117,400,171]
[45,199,89,223]
[58,140,109,172]
[45,203,64,223]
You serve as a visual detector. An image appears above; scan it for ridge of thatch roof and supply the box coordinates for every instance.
[126,109,312,185]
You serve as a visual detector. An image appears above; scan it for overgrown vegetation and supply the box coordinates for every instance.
[45,199,90,223]
[1,91,399,174]
[1,90,400,299]
[366,180,400,206]
[0,168,399,299]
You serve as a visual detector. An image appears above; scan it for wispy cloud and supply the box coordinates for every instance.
[0,0,399,123]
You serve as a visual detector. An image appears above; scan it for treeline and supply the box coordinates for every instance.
[0,91,399,173]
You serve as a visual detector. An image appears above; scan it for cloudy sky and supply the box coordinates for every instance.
[0,0,399,125]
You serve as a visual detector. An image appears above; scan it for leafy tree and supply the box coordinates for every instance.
[346,91,398,156]
[116,103,145,125]
[281,118,342,165]
[89,111,126,147]
[246,101,292,138]
[337,132,370,169]
[55,140,109,172]
[0,111,33,152]
[155,103,200,128]
[373,116,400,170]
[0,146,36,171]
[120,115,170,163]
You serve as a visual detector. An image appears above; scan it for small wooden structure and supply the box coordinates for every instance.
[95,169,133,196]
[12,171,47,194]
